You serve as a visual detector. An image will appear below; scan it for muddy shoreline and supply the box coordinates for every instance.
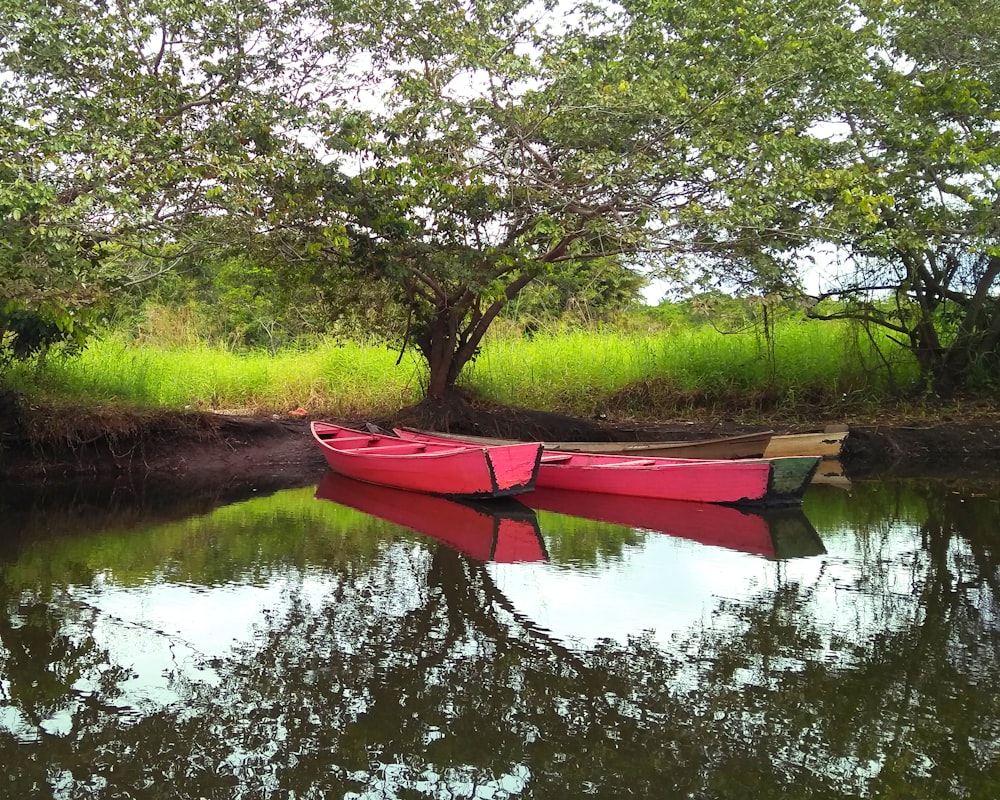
[2,408,1000,492]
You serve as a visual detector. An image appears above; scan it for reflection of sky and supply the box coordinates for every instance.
[46,552,430,731]
[67,517,942,709]
[490,532,778,649]
[71,572,339,722]
[489,516,946,658]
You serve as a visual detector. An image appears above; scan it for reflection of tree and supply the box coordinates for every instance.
[682,485,1000,799]
[0,578,134,790]
[175,544,697,798]
[3,482,1000,798]
[0,582,126,727]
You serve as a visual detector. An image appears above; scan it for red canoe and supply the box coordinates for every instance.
[314,472,547,562]
[311,421,542,499]
[394,428,774,505]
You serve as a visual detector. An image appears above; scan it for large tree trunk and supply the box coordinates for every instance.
[417,297,489,400]
[423,311,466,400]
[411,302,490,431]
[426,347,455,400]
[414,273,536,401]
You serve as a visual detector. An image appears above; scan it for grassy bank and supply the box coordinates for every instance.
[4,316,928,423]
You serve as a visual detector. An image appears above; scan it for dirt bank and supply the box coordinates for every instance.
[2,403,1000,489]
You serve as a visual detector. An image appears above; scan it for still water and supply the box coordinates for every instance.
[1,466,999,799]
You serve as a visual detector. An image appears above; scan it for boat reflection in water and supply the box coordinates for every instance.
[810,459,851,490]
[314,471,547,563]
[521,486,825,559]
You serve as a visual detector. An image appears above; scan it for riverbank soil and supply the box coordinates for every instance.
[2,399,1000,487]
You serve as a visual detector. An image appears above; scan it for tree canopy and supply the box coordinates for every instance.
[0,0,357,369]
[693,0,1000,396]
[820,0,1000,396]
[269,0,865,399]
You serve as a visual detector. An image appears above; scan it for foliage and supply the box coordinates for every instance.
[689,0,1000,397]
[4,0,1000,405]
[821,0,1000,397]
[265,0,857,400]
[0,0,359,372]
[0,159,102,372]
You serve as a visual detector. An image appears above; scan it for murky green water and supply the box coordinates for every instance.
[2,469,999,798]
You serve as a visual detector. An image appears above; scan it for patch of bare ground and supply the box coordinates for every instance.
[0,405,326,490]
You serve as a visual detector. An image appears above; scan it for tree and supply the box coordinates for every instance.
[815,0,1000,397]
[276,0,853,406]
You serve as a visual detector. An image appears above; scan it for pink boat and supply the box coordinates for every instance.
[394,429,774,505]
[311,421,542,499]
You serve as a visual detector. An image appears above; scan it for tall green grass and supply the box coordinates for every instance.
[6,316,920,419]
[7,333,425,417]
[465,319,919,417]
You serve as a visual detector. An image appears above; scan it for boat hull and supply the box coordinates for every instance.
[398,426,848,461]
[395,429,817,506]
[535,451,773,504]
[311,421,541,498]
[759,455,821,504]
[763,428,847,459]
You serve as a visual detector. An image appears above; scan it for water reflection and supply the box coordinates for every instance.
[521,485,825,559]
[315,471,547,562]
[1,475,999,797]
